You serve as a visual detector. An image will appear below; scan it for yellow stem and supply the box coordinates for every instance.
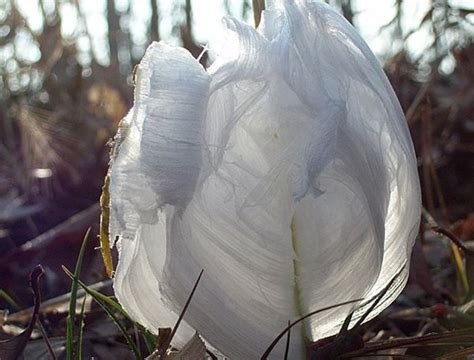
[99,175,114,278]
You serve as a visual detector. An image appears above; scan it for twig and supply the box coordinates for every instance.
[432,226,474,255]
[406,79,433,125]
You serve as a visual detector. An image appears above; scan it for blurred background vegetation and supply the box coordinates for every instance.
[0,0,473,357]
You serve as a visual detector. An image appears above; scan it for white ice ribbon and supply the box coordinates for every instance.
[108,1,421,358]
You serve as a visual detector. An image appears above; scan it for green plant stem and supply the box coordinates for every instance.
[66,228,90,360]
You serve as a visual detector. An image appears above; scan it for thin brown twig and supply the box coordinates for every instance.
[432,226,474,255]
[421,99,435,214]
[406,79,433,125]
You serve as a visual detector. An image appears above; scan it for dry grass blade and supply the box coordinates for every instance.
[77,296,87,359]
[348,354,425,359]
[340,328,474,358]
[436,345,474,359]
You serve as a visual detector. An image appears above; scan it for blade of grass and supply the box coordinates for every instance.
[326,267,404,358]
[0,289,21,311]
[352,266,403,330]
[76,296,87,360]
[66,227,90,360]
[158,269,204,357]
[64,265,154,356]
[62,270,155,347]
[340,328,474,358]
[260,298,363,359]
[284,320,291,360]
[432,225,474,297]
[74,285,133,323]
[452,244,469,294]
[62,266,141,360]
[141,327,157,354]
[206,349,218,360]
[336,311,354,340]
[349,354,426,359]
[133,325,142,359]
[436,345,474,360]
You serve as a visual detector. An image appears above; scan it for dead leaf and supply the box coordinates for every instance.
[0,266,44,360]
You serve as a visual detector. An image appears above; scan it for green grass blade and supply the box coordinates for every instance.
[66,227,91,360]
[140,327,157,354]
[62,266,141,359]
[133,325,142,359]
[76,296,87,359]
[63,267,156,353]
[77,282,157,354]
[0,289,21,311]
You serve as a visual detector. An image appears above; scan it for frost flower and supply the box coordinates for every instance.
[107,0,421,358]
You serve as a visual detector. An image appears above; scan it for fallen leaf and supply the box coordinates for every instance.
[0,265,44,360]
